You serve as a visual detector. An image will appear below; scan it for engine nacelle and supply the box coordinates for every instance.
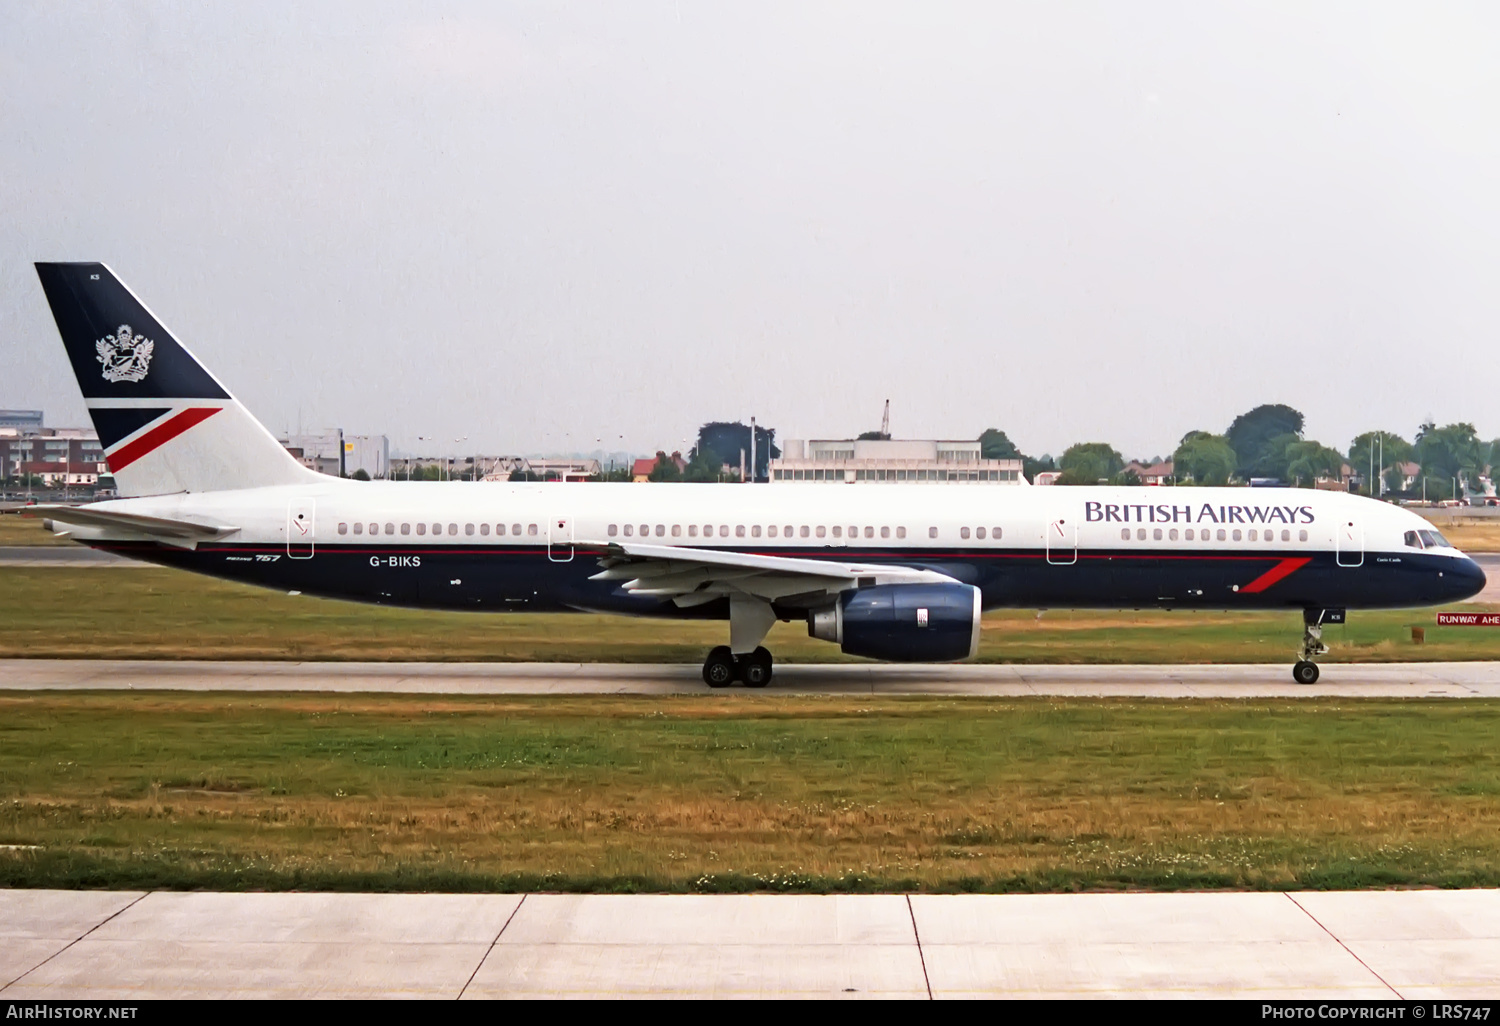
[807,583,982,662]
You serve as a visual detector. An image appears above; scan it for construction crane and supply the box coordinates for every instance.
[880,399,890,439]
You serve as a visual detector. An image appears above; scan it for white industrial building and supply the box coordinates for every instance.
[281,431,390,478]
[770,438,1024,484]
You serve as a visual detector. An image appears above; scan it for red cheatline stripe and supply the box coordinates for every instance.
[107,407,222,471]
[1240,556,1312,594]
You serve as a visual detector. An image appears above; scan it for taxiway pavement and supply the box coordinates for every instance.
[5,658,1500,697]
[3,888,1497,998]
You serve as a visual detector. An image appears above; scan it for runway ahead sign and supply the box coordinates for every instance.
[1436,612,1500,626]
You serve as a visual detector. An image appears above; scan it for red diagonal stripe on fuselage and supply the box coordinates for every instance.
[106,407,222,471]
[1240,556,1312,594]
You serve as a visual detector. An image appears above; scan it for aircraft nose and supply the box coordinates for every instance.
[1449,556,1487,602]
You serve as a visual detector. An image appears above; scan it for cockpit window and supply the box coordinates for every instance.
[1418,529,1452,549]
[1404,530,1422,549]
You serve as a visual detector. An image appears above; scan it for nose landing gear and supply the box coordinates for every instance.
[1293,608,1343,685]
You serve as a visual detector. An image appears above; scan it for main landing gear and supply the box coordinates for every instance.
[702,594,778,689]
[702,645,773,688]
[1293,608,1343,685]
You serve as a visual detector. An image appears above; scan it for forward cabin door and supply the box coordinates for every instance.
[1046,517,1077,565]
[286,499,316,559]
[1336,515,1363,567]
[548,514,574,562]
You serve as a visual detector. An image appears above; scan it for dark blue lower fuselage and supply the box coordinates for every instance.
[97,541,1487,618]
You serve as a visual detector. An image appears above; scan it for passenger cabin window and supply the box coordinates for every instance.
[402,524,411,535]
[864,526,873,538]
[832,526,842,538]
[960,527,970,539]
[417,523,426,536]
[465,524,475,536]
[1281,529,1290,541]
[881,526,890,539]
[1121,528,1130,541]
[353,523,363,535]
[1153,528,1162,541]
[1232,529,1241,542]
[991,527,1001,539]
[512,524,522,536]
[688,525,698,537]
[1168,528,1179,541]
[897,527,907,539]
[480,524,489,536]
[1216,529,1227,541]
[1137,528,1146,540]
[369,523,378,535]
[528,524,538,536]
[751,525,761,538]
[768,526,778,538]
[339,523,348,535]
[1298,530,1308,542]
[624,524,633,536]
[928,527,938,538]
[672,525,682,537]
[801,526,810,538]
[816,526,827,538]
[737,525,747,538]
[975,527,986,540]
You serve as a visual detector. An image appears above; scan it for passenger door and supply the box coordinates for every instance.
[1336,516,1363,567]
[286,499,316,559]
[1046,518,1077,565]
[548,514,574,562]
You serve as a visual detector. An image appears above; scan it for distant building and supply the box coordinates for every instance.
[633,453,686,482]
[279,430,390,478]
[524,458,600,482]
[770,438,1023,484]
[282,430,344,476]
[1121,460,1175,485]
[1,427,106,484]
[344,435,389,479]
[1033,470,1060,486]
[0,410,43,432]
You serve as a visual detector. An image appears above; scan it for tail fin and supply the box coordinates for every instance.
[34,262,317,496]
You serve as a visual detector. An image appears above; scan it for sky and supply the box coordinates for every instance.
[1,2,1497,461]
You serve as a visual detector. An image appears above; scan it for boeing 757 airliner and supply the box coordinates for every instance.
[16,263,1487,686]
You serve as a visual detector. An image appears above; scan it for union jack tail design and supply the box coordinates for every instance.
[34,262,316,497]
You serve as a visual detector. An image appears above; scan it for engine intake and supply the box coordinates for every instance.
[808,583,981,662]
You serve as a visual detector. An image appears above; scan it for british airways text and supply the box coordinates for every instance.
[1085,502,1315,525]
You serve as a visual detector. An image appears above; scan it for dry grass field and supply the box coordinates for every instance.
[1,692,1497,892]
[0,515,75,546]
[0,566,1496,663]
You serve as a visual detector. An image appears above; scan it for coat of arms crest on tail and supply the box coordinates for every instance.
[96,325,155,383]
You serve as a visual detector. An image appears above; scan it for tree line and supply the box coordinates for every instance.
[980,405,1500,498]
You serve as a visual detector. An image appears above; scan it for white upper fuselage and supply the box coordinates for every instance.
[64,479,1470,565]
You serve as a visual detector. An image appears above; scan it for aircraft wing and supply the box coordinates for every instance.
[588,541,961,608]
[6,503,239,541]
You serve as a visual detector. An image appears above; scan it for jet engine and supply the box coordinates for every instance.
[807,583,981,662]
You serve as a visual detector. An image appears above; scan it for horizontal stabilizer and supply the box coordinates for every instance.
[10,503,239,540]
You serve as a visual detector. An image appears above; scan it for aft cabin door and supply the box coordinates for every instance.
[286,500,316,559]
[1046,518,1077,565]
[1336,516,1363,567]
[548,515,573,562]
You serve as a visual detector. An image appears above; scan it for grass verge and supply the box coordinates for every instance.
[2,693,1498,892]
